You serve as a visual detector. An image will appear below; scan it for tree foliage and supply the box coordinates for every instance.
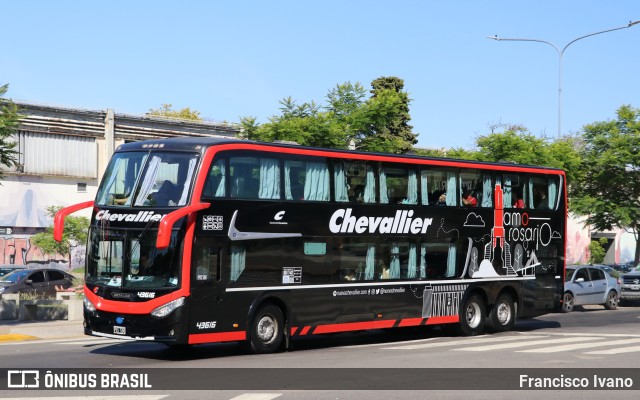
[588,238,608,264]
[0,83,21,181]
[571,104,640,264]
[31,206,90,262]
[240,77,418,154]
[147,103,202,121]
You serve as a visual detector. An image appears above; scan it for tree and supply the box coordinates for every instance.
[355,77,418,154]
[147,104,202,121]
[416,123,582,185]
[31,206,90,266]
[572,105,640,264]
[239,77,419,154]
[588,238,608,264]
[0,83,20,181]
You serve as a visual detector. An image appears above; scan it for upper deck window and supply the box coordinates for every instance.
[96,151,198,207]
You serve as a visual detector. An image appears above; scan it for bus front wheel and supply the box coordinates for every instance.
[249,304,284,354]
[459,294,485,336]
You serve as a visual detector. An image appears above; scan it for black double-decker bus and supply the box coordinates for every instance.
[54,138,566,353]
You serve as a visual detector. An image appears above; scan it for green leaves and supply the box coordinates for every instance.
[31,206,89,259]
[147,103,202,121]
[571,105,640,255]
[0,83,21,181]
[239,77,418,154]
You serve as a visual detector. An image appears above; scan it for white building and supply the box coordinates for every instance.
[0,102,240,269]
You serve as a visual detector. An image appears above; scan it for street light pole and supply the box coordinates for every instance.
[487,20,640,138]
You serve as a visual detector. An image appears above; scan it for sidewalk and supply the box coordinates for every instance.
[0,319,85,342]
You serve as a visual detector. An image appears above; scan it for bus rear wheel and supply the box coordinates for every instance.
[459,294,485,336]
[249,304,284,354]
[489,293,515,332]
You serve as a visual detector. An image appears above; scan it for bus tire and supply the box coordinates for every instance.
[460,294,486,336]
[489,293,515,332]
[249,304,284,354]
[459,294,485,336]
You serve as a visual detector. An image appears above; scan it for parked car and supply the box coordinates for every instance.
[563,265,620,312]
[0,264,26,277]
[619,263,640,305]
[0,268,75,299]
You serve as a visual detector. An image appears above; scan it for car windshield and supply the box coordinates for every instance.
[95,150,199,207]
[0,269,30,284]
[85,227,182,289]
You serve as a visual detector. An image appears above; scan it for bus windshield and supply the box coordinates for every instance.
[95,151,199,207]
[85,227,181,289]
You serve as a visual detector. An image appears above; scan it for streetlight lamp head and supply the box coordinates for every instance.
[628,20,640,27]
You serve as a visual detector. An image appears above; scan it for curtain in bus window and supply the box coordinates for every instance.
[527,179,535,210]
[446,172,457,206]
[334,162,349,202]
[390,243,400,279]
[258,159,280,199]
[304,162,329,201]
[230,245,246,282]
[284,162,293,200]
[215,161,226,197]
[177,158,196,205]
[364,166,376,203]
[407,243,417,278]
[403,170,418,204]
[482,175,493,207]
[419,243,427,278]
[503,176,512,208]
[134,156,161,206]
[365,245,376,280]
[420,171,429,205]
[548,177,558,210]
[379,169,389,204]
[446,243,456,277]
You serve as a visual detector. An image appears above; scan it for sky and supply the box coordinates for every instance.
[2,1,640,150]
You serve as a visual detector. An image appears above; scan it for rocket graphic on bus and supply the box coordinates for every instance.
[472,184,516,278]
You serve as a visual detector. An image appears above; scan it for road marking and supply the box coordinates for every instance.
[382,334,547,350]
[0,337,95,346]
[229,394,282,400]
[454,336,599,351]
[55,339,121,346]
[517,337,640,353]
[1,396,169,400]
[585,345,640,355]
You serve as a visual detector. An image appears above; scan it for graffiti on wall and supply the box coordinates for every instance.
[0,235,86,271]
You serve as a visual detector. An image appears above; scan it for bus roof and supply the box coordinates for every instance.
[115,137,565,174]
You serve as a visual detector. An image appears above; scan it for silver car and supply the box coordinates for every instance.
[563,265,620,312]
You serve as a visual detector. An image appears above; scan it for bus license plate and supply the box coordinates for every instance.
[114,326,126,335]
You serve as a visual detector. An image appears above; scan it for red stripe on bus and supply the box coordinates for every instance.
[188,331,247,345]
[313,319,396,334]
[398,318,425,327]
[290,327,298,336]
[425,315,459,325]
[198,143,566,177]
[299,326,311,335]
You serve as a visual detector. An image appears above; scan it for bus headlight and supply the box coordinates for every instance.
[150,297,185,318]
[84,296,96,313]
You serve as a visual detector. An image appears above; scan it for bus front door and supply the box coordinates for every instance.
[188,243,226,339]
